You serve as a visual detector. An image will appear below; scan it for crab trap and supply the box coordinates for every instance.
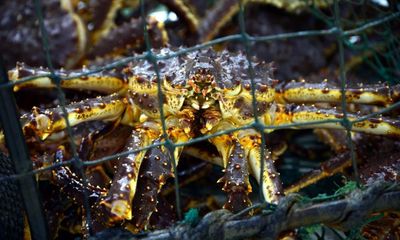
[0,0,400,239]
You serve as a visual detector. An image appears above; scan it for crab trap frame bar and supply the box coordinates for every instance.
[0,0,399,239]
[0,56,48,239]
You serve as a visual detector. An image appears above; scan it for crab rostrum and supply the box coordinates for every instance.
[4,48,400,232]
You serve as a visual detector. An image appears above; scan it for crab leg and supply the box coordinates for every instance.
[18,94,126,141]
[76,122,122,189]
[198,0,330,42]
[9,63,127,94]
[52,146,107,235]
[96,127,158,229]
[97,106,194,228]
[157,0,200,33]
[275,80,400,106]
[211,133,253,212]
[284,129,353,194]
[183,144,286,205]
[236,129,284,204]
[129,140,175,231]
[286,129,400,193]
[41,185,72,239]
[198,0,239,42]
[183,145,224,167]
[127,125,192,232]
[128,111,194,231]
[182,137,287,167]
[284,151,352,194]
[46,125,150,233]
[87,17,168,61]
[53,145,116,234]
[53,146,107,206]
[264,104,400,136]
[209,122,282,211]
[51,123,124,233]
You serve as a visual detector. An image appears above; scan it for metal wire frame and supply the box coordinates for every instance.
[0,0,399,239]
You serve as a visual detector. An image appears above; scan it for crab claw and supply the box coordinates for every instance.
[21,107,54,141]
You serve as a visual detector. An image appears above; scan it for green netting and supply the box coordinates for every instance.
[0,0,399,239]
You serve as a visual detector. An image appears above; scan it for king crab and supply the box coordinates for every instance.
[1,47,399,235]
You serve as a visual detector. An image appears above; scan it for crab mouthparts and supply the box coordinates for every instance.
[190,95,215,110]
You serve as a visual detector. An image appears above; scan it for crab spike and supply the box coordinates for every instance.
[264,104,400,137]
[20,94,126,141]
[276,81,400,106]
[9,62,127,94]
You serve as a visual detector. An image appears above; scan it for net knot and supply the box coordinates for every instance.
[50,74,61,86]
[252,122,264,133]
[340,118,352,130]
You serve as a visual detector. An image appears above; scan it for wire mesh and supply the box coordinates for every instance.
[0,0,399,239]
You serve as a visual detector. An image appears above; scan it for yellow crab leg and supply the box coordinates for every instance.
[284,151,352,194]
[236,129,284,204]
[275,80,400,106]
[208,120,282,210]
[264,104,400,137]
[129,119,193,231]
[284,129,353,194]
[96,126,158,227]
[9,63,127,94]
[129,140,174,231]
[97,106,194,229]
[183,145,224,167]
[285,128,397,194]
[129,109,194,230]
[20,94,126,141]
